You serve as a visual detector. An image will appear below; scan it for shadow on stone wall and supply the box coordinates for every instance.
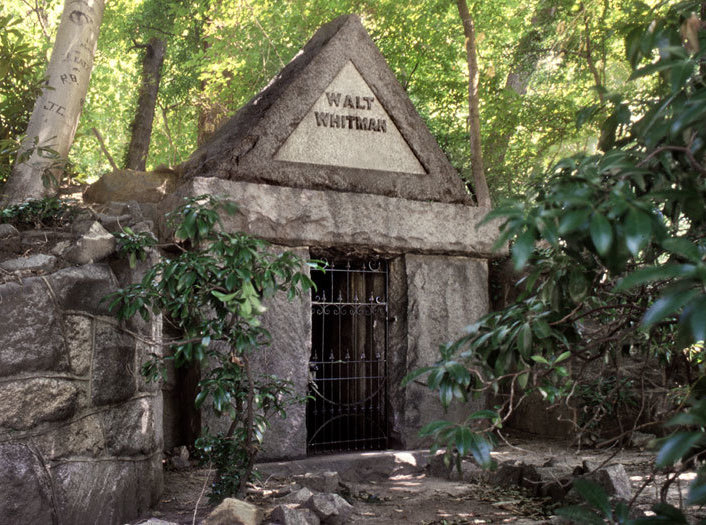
[0,204,163,524]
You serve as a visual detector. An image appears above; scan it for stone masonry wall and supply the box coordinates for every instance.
[0,206,163,525]
[402,254,490,448]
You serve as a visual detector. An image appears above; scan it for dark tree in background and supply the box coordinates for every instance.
[125,37,166,171]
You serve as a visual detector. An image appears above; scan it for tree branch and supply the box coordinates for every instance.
[91,127,119,171]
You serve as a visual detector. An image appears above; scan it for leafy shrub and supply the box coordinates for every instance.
[0,196,79,227]
[406,2,706,518]
[107,195,317,501]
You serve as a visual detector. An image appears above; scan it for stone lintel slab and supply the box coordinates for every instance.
[161,178,504,257]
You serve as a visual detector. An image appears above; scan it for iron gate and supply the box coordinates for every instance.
[307,259,389,454]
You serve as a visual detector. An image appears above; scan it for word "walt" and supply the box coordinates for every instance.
[313,92,387,132]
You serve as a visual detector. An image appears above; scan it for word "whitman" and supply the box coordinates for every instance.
[314,112,387,132]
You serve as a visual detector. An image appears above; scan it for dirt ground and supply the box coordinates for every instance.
[133,436,706,524]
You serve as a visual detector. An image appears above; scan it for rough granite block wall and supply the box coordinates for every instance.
[0,222,163,524]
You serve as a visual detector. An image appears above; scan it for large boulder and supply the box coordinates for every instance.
[83,169,179,203]
[303,493,353,524]
[66,221,115,264]
[203,498,262,525]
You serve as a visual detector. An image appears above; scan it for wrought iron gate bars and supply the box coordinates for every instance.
[307,259,389,454]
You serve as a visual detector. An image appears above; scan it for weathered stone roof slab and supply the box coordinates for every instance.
[161,178,500,257]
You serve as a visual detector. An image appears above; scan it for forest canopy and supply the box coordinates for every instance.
[0,0,669,200]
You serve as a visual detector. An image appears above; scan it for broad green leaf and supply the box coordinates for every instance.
[686,479,706,506]
[555,351,571,363]
[467,409,498,421]
[590,213,613,256]
[212,290,238,302]
[624,208,652,256]
[512,230,535,271]
[576,104,601,130]
[558,208,591,235]
[568,270,589,303]
[646,503,689,523]
[517,322,532,356]
[532,318,551,339]
[455,426,472,456]
[614,264,695,291]
[655,431,703,468]
[419,420,452,437]
[642,288,700,327]
[531,355,550,365]
[572,479,612,517]
[439,381,453,407]
[686,297,706,343]
[554,505,604,525]
[670,61,694,93]
[661,237,700,262]
[468,433,494,468]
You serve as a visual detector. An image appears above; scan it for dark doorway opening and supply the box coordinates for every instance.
[307,258,389,455]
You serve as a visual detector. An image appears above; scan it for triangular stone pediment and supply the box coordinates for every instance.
[182,14,471,205]
[275,61,425,174]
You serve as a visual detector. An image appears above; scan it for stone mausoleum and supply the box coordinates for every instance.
[161,14,499,460]
[0,14,499,525]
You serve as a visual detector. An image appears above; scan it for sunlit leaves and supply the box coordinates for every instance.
[106,195,314,501]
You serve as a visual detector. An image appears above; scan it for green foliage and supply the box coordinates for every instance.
[2,0,672,197]
[106,195,317,501]
[0,196,79,227]
[405,6,706,518]
[0,8,46,184]
[113,226,157,269]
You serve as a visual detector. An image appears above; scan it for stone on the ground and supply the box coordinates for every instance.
[83,169,178,203]
[168,445,190,470]
[0,223,19,238]
[0,223,20,252]
[585,464,632,501]
[428,453,484,481]
[286,487,315,504]
[536,466,574,501]
[97,213,133,232]
[202,497,262,525]
[51,240,72,257]
[137,519,179,525]
[0,253,57,272]
[303,493,353,524]
[269,504,321,525]
[345,453,396,482]
[295,471,340,493]
[66,221,116,264]
[427,453,454,479]
[489,461,541,491]
[630,432,656,449]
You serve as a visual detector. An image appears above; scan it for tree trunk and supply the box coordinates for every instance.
[484,2,556,174]
[2,0,105,205]
[125,37,166,171]
[456,0,491,208]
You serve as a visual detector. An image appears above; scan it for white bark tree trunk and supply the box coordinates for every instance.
[2,0,105,205]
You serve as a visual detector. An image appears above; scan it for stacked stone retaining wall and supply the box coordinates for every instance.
[0,207,163,524]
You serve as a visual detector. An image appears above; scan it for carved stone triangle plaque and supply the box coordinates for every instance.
[274,61,425,174]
